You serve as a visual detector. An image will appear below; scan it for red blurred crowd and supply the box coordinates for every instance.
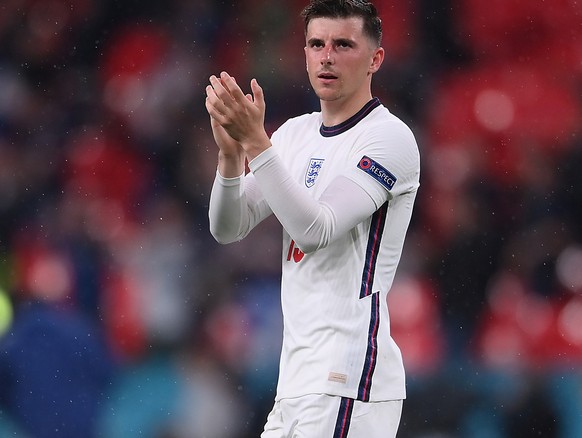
[0,0,581,437]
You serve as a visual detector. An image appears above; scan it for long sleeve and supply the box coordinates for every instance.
[248,147,379,253]
[208,170,272,244]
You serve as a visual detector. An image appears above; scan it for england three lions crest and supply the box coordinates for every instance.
[305,158,324,188]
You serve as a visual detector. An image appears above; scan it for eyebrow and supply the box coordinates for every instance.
[307,37,356,46]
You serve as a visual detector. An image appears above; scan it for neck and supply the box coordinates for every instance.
[320,92,374,127]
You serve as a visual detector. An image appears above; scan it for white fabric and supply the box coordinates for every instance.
[208,170,270,243]
[208,100,420,403]
[209,165,377,253]
[260,394,403,438]
[249,150,377,253]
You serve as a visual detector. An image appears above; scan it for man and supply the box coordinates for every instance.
[205,0,420,436]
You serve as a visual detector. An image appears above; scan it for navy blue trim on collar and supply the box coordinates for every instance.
[320,97,381,137]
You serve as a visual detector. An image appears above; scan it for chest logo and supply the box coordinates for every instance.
[305,158,325,188]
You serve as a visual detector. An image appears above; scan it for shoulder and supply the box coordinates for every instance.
[355,105,419,159]
[278,111,321,132]
[371,105,416,140]
[351,105,420,192]
[271,111,321,149]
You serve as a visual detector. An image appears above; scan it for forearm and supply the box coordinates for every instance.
[208,171,248,244]
[249,148,378,253]
[208,170,272,244]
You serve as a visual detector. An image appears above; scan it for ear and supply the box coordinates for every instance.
[369,47,385,74]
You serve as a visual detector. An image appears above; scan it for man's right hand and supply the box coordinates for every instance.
[206,86,246,178]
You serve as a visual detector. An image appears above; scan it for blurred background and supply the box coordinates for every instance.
[0,0,581,437]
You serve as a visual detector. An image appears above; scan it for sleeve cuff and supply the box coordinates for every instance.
[215,169,245,186]
[248,147,278,173]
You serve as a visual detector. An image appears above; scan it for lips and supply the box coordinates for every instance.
[318,71,338,80]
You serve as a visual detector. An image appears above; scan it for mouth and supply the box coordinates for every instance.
[317,71,338,81]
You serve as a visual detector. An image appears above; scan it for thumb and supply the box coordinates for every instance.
[251,78,266,112]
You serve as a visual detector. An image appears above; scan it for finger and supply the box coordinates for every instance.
[209,75,226,93]
[205,93,228,124]
[206,83,234,119]
[209,74,236,106]
[205,83,219,101]
[251,78,266,112]
[204,96,220,120]
[220,71,247,103]
[205,85,220,111]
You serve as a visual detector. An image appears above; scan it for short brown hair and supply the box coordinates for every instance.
[301,0,383,47]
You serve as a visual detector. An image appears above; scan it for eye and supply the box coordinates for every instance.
[337,40,353,48]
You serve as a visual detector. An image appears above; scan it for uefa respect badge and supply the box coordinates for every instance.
[357,156,397,191]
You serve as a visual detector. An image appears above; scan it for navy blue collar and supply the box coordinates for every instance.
[320,98,381,137]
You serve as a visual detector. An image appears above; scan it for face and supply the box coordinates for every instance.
[304,16,384,105]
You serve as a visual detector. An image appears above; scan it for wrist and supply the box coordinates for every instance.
[217,150,245,178]
[241,133,272,161]
[218,148,244,161]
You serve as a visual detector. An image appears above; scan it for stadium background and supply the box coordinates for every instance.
[0,0,581,436]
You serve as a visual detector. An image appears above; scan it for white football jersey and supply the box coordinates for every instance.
[266,98,420,402]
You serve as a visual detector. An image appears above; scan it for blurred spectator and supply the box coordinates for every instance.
[0,243,116,438]
[0,0,580,436]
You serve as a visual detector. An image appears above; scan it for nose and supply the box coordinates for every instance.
[321,47,334,65]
